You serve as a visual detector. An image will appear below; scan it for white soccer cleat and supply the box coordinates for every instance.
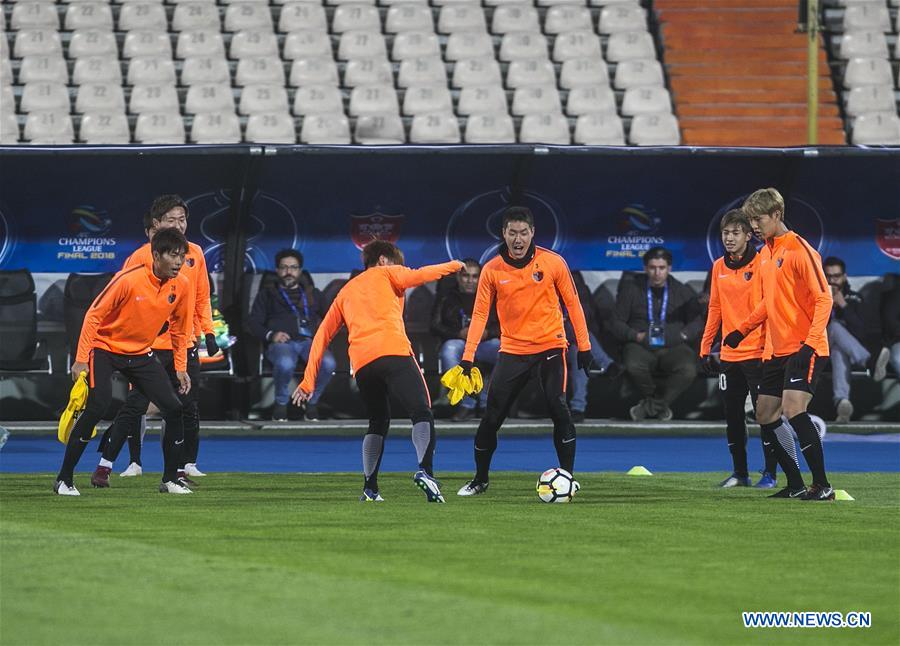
[457,480,489,496]
[159,480,193,494]
[183,463,206,477]
[53,480,80,496]
[119,462,143,477]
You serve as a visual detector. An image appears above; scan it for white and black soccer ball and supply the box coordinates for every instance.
[536,467,576,503]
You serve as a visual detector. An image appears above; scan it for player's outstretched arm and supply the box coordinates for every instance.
[389,261,466,290]
[293,300,344,403]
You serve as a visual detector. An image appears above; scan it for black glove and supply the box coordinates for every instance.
[459,360,473,377]
[700,355,716,375]
[205,333,220,357]
[577,350,594,377]
[796,343,816,368]
[722,330,744,349]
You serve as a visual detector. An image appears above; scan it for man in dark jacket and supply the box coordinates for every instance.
[883,274,900,379]
[249,249,335,421]
[611,247,704,421]
[824,257,889,422]
[431,258,500,421]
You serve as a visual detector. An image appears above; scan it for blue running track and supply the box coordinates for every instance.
[1,434,898,474]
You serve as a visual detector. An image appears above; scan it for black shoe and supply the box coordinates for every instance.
[801,484,835,501]
[571,410,585,424]
[768,486,807,499]
[451,406,474,422]
[304,403,320,421]
[271,404,288,422]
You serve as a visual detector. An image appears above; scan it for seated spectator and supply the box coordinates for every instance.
[824,257,889,422]
[431,258,500,421]
[611,247,703,421]
[883,274,900,377]
[249,249,336,421]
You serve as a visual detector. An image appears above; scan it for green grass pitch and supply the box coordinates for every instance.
[2,472,898,645]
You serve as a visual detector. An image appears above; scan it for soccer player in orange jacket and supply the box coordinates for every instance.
[454,207,593,496]
[700,209,778,489]
[293,241,465,502]
[723,188,835,501]
[54,228,193,496]
[92,195,218,488]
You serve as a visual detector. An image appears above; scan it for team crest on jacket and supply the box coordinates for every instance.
[532,270,544,282]
[776,258,784,268]
[743,271,753,281]
[168,293,176,303]
[186,257,195,267]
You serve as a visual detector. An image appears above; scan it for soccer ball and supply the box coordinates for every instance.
[536,467,576,503]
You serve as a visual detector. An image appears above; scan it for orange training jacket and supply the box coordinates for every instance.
[299,261,464,392]
[463,246,590,361]
[700,253,766,362]
[738,231,832,359]
[124,241,214,351]
[76,264,192,371]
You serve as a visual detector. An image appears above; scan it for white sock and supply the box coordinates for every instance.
[99,458,113,468]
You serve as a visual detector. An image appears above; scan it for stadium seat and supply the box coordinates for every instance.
[385,4,434,32]
[437,6,487,33]
[457,84,508,114]
[15,29,64,58]
[464,112,516,143]
[235,56,286,85]
[62,272,115,359]
[844,84,896,116]
[445,32,495,61]
[605,30,656,62]
[344,58,394,86]
[134,111,186,143]
[122,30,174,59]
[559,57,610,88]
[519,112,571,144]
[552,30,603,61]
[337,31,388,60]
[24,111,75,144]
[172,2,222,31]
[452,57,503,86]
[620,86,672,115]
[289,57,340,85]
[544,5,593,34]
[354,112,406,143]
[224,3,275,32]
[1,85,15,115]
[843,57,894,87]
[118,2,169,31]
[349,84,400,114]
[190,110,242,143]
[75,83,127,113]
[18,55,69,84]
[597,4,647,33]
[851,111,900,144]
[573,112,625,144]
[542,0,591,5]
[0,269,52,373]
[613,58,664,89]
[182,56,232,84]
[245,112,298,143]
[0,59,11,86]
[65,2,115,31]
[278,3,328,32]
[511,85,562,114]
[184,83,236,113]
[11,2,60,30]
[127,57,178,85]
[299,112,351,143]
[403,85,453,115]
[842,4,891,32]
[332,4,381,33]
[285,31,335,59]
[292,84,344,114]
[397,56,448,88]
[177,30,227,59]
[837,31,889,59]
[410,112,461,143]
[73,56,123,84]
[20,82,70,113]
[506,58,557,88]
[129,83,180,114]
[566,84,616,115]
[392,31,442,60]
[0,112,19,144]
[78,111,131,143]
[492,5,541,34]
[239,84,289,114]
[230,30,280,58]
[628,112,680,145]
[499,32,549,61]
[433,0,482,5]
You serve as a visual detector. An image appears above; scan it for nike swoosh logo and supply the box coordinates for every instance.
[562,437,575,443]
[789,490,805,498]
[475,446,489,451]
[719,274,729,278]
[801,444,812,451]
[547,354,559,360]
[763,442,770,446]
[175,440,184,445]
[789,378,803,383]
[499,279,511,284]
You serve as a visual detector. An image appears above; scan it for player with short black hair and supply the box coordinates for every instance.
[293,241,464,502]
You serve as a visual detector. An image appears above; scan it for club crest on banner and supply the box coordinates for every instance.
[350,212,404,250]
[875,218,900,260]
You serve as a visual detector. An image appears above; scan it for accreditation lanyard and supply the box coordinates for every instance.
[459,308,471,327]
[647,284,668,326]
[279,287,310,327]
